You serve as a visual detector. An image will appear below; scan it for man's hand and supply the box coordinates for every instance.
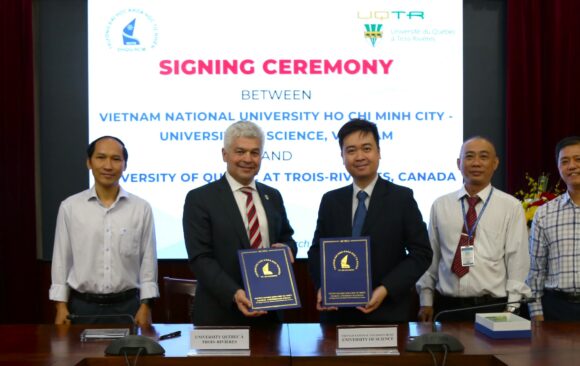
[417,306,434,322]
[532,315,544,322]
[54,302,71,325]
[271,243,294,263]
[234,289,267,317]
[316,288,338,311]
[357,285,388,314]
[134,303,153,327]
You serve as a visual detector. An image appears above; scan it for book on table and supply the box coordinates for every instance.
[475,312,531,339]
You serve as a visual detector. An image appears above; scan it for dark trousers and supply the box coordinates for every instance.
[542,290,580,321]
[434,292,507,322]
[68,290,140,325]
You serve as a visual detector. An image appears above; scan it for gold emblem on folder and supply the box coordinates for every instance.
[333,250,359,272]
[262,262,273,275]
[254,259,281,278]
[340,254,351,269]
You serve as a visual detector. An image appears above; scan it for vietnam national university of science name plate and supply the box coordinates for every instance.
[238,247,301,311]
[320,237,371,307]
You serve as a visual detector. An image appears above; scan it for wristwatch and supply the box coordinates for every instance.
[506,305,518,313]
[140,298,155,307]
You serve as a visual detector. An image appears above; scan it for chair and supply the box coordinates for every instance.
[162,276,197,323]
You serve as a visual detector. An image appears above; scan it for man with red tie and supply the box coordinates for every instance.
[182,121,296,325]
[416,137,531,322]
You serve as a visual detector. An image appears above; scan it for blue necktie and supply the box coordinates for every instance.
[352,190,368,237]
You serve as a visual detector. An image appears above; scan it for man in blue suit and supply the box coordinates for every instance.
[183,121,296,325]
[308,119,432,323]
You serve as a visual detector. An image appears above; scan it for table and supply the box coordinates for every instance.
[0,323,290,366]
[288,322,580,366]
[0,322,578,365]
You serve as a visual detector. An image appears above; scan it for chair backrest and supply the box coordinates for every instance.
[162,276,197,323]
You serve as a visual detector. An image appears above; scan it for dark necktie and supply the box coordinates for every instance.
[352,190,368,237]
[240,187,262,249]
[451,196,480,277]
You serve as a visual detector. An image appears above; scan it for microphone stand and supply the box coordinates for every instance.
[406,298,535,352]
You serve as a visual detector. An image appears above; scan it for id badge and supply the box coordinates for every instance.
[460,245,475,267]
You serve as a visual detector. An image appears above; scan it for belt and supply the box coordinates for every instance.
[70,288,138,304]
[546,289,580,303]
[436,291,507,307]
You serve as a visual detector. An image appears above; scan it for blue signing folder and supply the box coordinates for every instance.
[238,248,301,311]
[320,237,371,307]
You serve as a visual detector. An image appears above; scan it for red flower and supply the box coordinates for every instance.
[528,192,557,207]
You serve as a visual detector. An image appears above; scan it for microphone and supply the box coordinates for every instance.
[67,313,138,335]
[406,297,536,352]
[431,297,535,331]
[67,313,165,356]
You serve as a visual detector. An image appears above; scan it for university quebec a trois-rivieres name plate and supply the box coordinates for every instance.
[320,237,371,307]
[238,248,301,311]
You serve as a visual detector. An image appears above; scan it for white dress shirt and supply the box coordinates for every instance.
[49,186,159,302]
[416,184,531,306]
[225,172,270,248]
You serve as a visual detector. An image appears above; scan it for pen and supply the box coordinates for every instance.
[159,330,181,340]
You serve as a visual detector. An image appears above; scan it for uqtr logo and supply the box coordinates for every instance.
[364,24,383,47]
[358,10,425,47]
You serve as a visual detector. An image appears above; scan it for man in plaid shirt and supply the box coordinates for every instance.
[527,136,580,321]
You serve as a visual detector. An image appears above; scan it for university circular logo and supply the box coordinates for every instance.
[332,250,359,272]
[105,8,159,52]
[254,259,281,278]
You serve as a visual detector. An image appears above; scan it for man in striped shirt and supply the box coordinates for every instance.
[527,136,580,321]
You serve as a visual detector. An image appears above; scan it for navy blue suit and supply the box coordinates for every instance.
[183,176,296,325]
[308,177,432,323]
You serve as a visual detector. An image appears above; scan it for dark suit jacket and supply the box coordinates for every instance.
[183,175,296,325]
[307,177,432,323]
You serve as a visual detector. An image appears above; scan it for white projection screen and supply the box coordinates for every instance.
[88,0,463,259]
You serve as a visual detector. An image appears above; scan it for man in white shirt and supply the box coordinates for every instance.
[50,136,159,326]
[416,137,531,322]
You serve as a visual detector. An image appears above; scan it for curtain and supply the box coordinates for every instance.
[0,0,39,323]
[506,0,580,193]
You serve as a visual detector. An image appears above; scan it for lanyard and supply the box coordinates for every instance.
[461,187,494,241]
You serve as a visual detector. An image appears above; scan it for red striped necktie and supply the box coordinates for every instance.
[240,187,262,249]
[451,196,480,277]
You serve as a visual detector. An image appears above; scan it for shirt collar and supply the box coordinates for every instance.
[225,171,257,192]
[561,191,578,207]
[456,183,493,201]
[87,185,128,205]
[353,175,379,198]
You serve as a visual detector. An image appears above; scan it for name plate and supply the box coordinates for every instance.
[238,248,301,310]
[80,328,129,342]
[337,325,398,349]
[190,328,250,350]
[320,237,371,307]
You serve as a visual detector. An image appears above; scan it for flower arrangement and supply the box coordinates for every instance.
[515,173,563,226]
